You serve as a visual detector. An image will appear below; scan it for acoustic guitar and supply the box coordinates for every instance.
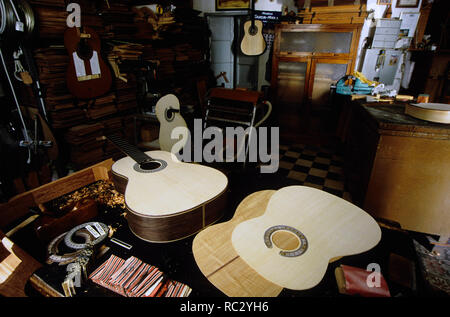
[106,134,228,243]
[240,0,266,56]
[64,26,112,100]
[193,186,381,295]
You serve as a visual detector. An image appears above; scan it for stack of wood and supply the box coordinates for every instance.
[132,7,157,40]
[32,47,84,129]
[101,2,137,40]
[107,43,143,82]
[174,43,203,62]
[122,114,139,144]
[64,123,105,169]
[29,1,103,38]
[105,42,140,113]
[115,75,138,112]
[99,117,124,161]
[296,3,369,24]
[33,47,73,111]
[133,7,177,40]
[83,93,118,120]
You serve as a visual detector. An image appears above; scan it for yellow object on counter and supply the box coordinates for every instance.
[353,71,379,86]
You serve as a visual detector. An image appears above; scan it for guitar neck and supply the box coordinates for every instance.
[251,0,255,27]
[106,134,152,164]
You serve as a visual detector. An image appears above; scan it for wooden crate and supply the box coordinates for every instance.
[0,159,114,297]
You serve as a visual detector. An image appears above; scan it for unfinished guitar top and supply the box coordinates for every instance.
[155,94,188,153]
[231,186,381,291]
[192,190,283,297]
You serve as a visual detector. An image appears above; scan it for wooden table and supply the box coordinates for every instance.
[344,101,450,235]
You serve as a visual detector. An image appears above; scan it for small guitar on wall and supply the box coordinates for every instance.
[240,0,266,56]
[64,26,112,100]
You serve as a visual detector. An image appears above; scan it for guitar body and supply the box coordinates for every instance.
[111,151,228,243]
[231,186,381,291]
[64,27,112,99]
[155,94,188,153]
[240,20,266,56]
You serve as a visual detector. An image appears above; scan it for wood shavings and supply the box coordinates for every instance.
[51,180,126,211]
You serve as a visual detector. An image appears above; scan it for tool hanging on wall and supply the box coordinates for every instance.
[0,0,52,163]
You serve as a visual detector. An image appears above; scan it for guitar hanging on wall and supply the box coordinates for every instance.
[240,0,266,56]
[64,26,112,100]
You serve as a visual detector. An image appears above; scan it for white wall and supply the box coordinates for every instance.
[356,0,422,91]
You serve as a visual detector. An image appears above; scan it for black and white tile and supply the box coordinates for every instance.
[278,144,352,202]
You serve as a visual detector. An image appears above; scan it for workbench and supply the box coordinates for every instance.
[343,101,450,235]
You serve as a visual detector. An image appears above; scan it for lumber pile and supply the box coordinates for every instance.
[296,3,369,24]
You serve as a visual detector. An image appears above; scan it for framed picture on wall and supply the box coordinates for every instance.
[216,0,251,11]
[377,0,392,4]
[396,0,420,8]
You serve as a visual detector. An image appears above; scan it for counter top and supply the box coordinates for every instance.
[357,102,450,139]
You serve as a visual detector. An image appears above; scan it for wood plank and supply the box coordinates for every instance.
[192,190,283,297]
[0,231,42,297]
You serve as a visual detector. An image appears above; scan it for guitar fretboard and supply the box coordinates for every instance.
[107,134,151,164]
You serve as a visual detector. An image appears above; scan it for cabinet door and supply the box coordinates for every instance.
[310,60,350,108]
[279,30,354,55]
[274,59,310,108]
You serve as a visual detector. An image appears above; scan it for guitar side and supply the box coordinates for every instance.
[111,151,228,243]
[240,20,266,56]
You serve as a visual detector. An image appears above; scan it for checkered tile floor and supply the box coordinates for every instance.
[277,144,352,202]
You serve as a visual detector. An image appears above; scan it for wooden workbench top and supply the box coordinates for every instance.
[357,102,450,139]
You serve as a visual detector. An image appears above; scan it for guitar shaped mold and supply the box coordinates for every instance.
[154,94,188,153]
[108,134,228,243]
[231,186,381,290]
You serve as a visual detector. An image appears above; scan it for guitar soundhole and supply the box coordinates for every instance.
[165,108,175,122]
[264,225,308,258]
[133,159,167,173]
[140,161,162,171]
[249,25,258,36]
[77,39,93,60]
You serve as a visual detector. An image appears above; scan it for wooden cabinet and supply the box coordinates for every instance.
[345,102,450,235]
[271,24,361,110]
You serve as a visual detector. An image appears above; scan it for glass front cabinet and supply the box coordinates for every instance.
[271,24,362,117]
